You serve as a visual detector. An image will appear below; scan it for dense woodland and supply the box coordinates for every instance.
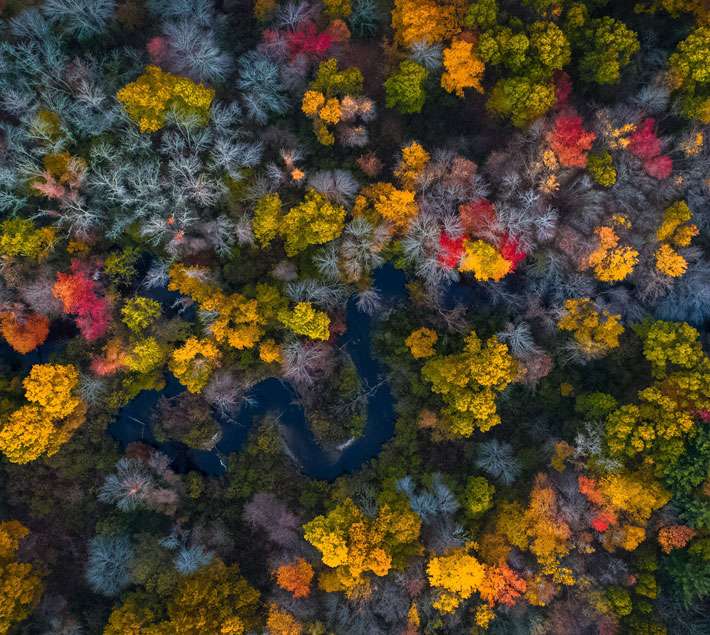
[0,0,709,633]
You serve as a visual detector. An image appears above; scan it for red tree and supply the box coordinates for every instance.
[548,112,596,168]
[53,260,110,341]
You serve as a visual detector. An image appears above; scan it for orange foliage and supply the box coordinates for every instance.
[0,311,49,354]
[275,559,314,599]
[657,525,696,553]
[479,562,527,608]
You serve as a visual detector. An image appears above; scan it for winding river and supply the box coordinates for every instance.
[108,264,408,479]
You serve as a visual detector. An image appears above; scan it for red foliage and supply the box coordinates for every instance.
[286,21,332,58]
[548,112,596,168]
[437,232,465,268]
[499,233,526,270]
[591,511,616,533]
[627,118,673,179]
[459,198,495,236]
[643,154,673,179]
[627,118,661,160]
[53,260,110,341]
[554,71,573,108]
[146,36,169,65]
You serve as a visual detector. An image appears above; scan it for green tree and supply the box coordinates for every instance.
[384,61,428,114]
[486,76,556,127]
[577,17,640,84]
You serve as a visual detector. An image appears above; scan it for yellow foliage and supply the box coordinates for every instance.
[168,264,217,305]
[441,40,485,97]
[116,65,215,133]
[278,302,330,340]
[205,292,265,350]
[0,521,43,634]
[0,363,86,464]
[266,604,302,635]
[558,298,624,357]
[259,339,283,364]
[394,142,430,188]
[23,363,80,419]
[280,189,346,256]
[427,548,485,613]
[391,0,459,46]
[301,90,326,116]
[371,183,419,231]
[599,471,670,525]
[656,200,698,245]
[586,226,638,282]
[405,327,438,359]
[655,243,688,277]
[459,240,512,282]
[252,193,282,248]
[169,337,221,393]
[319,98,342,125]
[126,338,166,374]
[421,330,518,438]
[303,497,421,597]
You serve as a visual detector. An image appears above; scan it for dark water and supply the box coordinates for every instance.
[108,264,408,479]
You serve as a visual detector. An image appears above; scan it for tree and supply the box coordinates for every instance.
[658,525,696,554]
[393,142,430,189]
[370,183,418,230]
[459,239,512,281]
[0,521,43,634]
[668,25,710,122]
[0,364,86,463]
[547,112,596,168]
[53,260,111,341]
[557,298,623,357]
[303,496,421,597]
[0,218,56,261]
[427,548,485,613]
[0,311,50,354]
[390,0,458,47]
[280,190,346,256]
[266,604,302,635]
[487,76,556,127]
[252,193,282,247]
[479,562,526,608]
[587,151,617,187]
[577,17,640,85]
[441,40,485,97]
[278,302,331,341]
[116,65,215,133]
[169,338,221,394]
[405,327,438,359]
[275,559,314,599]
[121,297,161,332]
[104,560,260,634]
[462,475,495,518]
[384,61,428,114]
[585,226,638,282]
[421,330,518,439]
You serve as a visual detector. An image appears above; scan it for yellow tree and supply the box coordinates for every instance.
[405,327,438,359]
[303,496,421,597]
[104,560,260,635]
[0,364,86,464]
[459,239,512,282]
[116,65,215,133]
[169,338,221,393]
[421,330,518,438]
[278,303,331,341]
[427,548,485,613]
[441,40,485,97]
[557,298,624,357]
[0,521,43,635]
[280,190,346,256]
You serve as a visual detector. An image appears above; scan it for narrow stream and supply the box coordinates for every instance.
[108,265,408,479]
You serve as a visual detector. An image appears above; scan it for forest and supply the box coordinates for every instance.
[0,0,708,633]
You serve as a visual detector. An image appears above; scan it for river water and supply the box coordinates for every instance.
[107,264,408,479]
